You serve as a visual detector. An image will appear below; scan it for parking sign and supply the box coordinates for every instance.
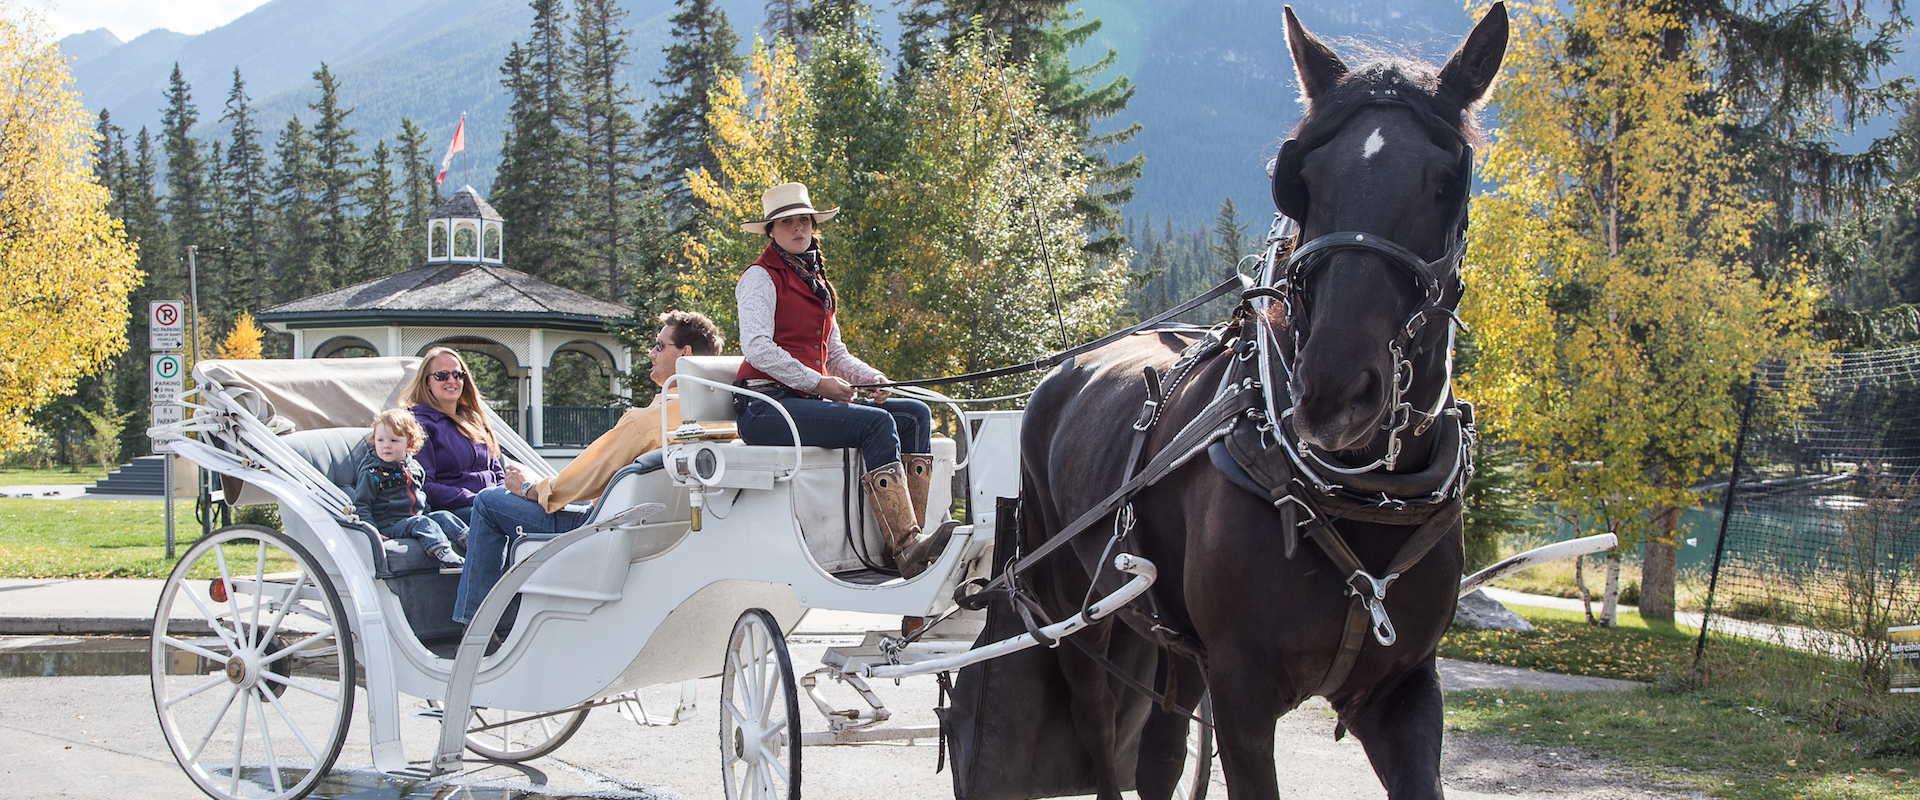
[150,403,183,453]
[151,353,185,405]
[150,300,185,351]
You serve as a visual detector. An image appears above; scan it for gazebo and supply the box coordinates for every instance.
[258,187,638,457]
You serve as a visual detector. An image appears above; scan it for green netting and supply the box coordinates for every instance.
[1701,345,1920,704]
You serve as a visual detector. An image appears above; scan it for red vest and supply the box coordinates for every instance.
[737,243,836,389]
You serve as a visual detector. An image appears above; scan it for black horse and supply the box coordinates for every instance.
[945,6,1507,800]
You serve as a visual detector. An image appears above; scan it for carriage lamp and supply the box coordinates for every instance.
[667,443,727,487]
[208,577,229,603]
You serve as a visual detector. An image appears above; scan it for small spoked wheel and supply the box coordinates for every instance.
[463,704,590,761]
[150,525,355,800]
[1175,692,1216,800]
[719,608,800,800]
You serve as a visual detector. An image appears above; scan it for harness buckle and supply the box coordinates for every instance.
[1132,399,1159,431]
[1347,570,1401,646]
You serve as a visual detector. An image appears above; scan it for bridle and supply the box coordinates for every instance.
[1254,94,1476,487]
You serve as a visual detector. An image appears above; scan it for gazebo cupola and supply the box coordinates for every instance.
[428,185,504,264]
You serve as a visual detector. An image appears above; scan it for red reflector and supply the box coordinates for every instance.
[208,578,228,603]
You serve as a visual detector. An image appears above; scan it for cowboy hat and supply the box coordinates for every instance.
[739,182,839,234]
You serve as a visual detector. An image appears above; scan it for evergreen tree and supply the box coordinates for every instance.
[1210,196,1247,273]
[396,118,438,260]
[271,117,325,300]
[93,111,127,218]
[220,69,272,315]
[201,138,235,320]
[355,140,403,280]
[764,0,806,55]
[308,64,361,290]
[495,0,582,285]
[568,0,652,302]
[160,64,212,276]
[645,0,742,222]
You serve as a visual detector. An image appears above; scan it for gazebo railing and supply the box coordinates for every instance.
[542,406,624,447]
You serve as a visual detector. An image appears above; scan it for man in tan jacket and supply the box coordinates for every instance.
[453,310,724,625]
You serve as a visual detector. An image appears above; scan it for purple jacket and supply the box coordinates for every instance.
[410,403,504,510]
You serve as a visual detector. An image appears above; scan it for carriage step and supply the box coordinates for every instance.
[385,766,435,779]
[414,708,446,720]
[801,725,940,746]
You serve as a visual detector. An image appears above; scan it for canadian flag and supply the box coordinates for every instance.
[436,115,466,186]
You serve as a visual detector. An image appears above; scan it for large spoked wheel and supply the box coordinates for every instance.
[150,525,356,800]
[719,608,801,800]
[1175,692,1215,800]
[463,704,591,762]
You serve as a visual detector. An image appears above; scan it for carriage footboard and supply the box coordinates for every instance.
[861,554,1157,681]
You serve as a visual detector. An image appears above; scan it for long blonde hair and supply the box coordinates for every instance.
[402,346,498,458]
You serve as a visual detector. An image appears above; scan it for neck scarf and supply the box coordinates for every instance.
[778,246,834,311]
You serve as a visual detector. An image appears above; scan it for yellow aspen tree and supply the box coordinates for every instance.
[0,4,143,450]
[215,311,265,360]
[1462,0,1820,620]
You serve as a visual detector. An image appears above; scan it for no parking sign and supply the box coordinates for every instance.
[149,300,185,351]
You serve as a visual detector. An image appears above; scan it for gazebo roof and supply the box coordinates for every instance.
[258,263,635,332]
[430,185,503,220]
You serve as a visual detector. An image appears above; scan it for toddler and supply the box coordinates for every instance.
[353,408,467,566]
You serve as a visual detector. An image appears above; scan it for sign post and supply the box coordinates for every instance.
[150,302,185,558]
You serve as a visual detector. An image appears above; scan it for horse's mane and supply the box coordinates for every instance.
[1292,60,1483,151]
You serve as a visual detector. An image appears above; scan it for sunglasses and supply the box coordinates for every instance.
[650,339,676,353]
[430,370,468,383]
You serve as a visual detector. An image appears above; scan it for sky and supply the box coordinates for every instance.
[37,0,271,42]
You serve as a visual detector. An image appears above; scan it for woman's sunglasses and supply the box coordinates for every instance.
[430,370,468,383]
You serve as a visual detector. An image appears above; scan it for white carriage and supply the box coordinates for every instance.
[146,354,1162,800]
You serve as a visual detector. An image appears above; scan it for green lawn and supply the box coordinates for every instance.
[0,464,113,485]
[0,498,203,578]
[1443,604,1920,798]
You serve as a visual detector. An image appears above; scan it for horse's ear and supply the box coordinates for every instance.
[1284,6,1347,102]
[1435,2,1509,114]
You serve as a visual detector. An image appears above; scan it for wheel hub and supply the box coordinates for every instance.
[224,655,248,684]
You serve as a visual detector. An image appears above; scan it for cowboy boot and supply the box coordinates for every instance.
[861,461,954,579]
[861,460,922,558]
[903,453,936,528]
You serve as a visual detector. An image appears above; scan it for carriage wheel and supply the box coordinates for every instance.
[719,608,801,800]
[463,704,591,762]
[1174,692,1215,800]
[150,525,355,800]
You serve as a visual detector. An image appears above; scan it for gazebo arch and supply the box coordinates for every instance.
[313,335,379,359]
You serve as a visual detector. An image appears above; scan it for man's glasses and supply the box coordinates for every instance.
[650,339,674,353]
[430,370,468,382]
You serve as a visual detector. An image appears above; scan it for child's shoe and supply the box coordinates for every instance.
[429,543,465,566]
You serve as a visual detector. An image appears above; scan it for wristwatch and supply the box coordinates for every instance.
[520,480,535,498]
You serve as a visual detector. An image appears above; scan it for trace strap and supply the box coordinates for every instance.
[858,274,1250,390]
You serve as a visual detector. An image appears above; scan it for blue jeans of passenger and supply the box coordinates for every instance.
[380,510,467,554]
[451,487,590,625]
[737,394,932,472]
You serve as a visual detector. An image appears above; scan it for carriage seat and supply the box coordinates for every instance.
[673,356,747,427]
[274,426,445,575]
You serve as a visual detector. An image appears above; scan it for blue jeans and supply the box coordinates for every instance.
[381,510,467,553]
[737,395,932,472]
[451,487,590,625]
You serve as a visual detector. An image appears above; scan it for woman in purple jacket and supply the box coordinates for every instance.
[401,346,505,525]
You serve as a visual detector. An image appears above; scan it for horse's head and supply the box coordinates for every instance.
[1274,4,1506,458]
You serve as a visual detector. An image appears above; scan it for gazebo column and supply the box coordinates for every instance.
[386,324,402,357]
[528,328,545,447]
[293,330,306,359]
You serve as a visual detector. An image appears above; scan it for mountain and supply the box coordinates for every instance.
[58,0,1920,232]
[55,28,123,64]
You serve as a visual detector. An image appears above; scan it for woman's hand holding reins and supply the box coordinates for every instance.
[815,376,857,403]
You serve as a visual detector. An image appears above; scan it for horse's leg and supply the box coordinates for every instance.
[1054,622,1130,800]
[1133,652,1209,800]
[1338,662,1446,799]
[1201,647,1292,800]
